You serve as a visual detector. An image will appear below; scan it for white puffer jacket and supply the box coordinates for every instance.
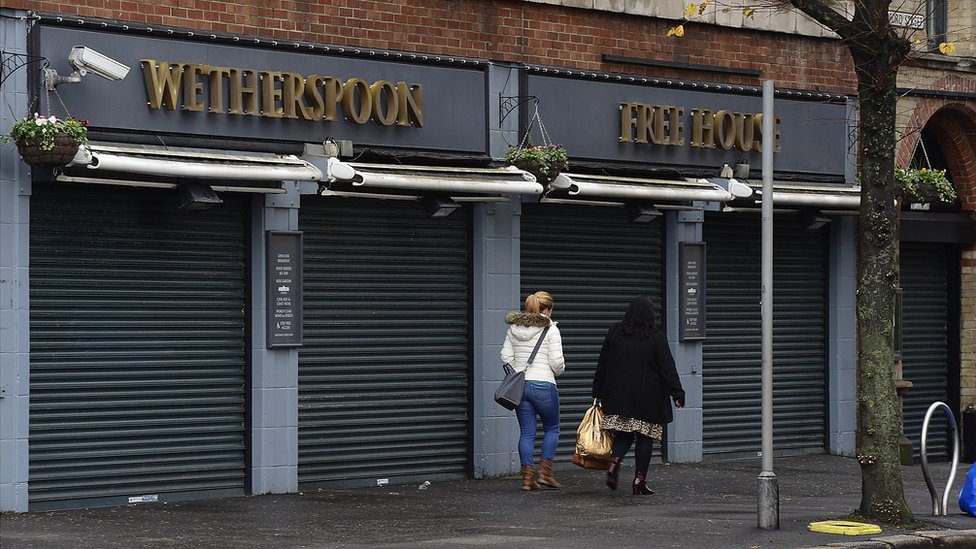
[500,311,565,384]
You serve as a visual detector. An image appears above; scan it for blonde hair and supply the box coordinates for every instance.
[524,291,554,314]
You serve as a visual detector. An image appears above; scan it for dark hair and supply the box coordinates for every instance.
[614,295,659,339]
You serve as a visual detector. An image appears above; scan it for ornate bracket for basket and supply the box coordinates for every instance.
[0,50,48,86]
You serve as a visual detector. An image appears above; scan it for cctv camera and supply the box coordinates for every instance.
[68,46,130,81]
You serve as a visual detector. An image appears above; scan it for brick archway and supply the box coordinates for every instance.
[897,77,976,408]
[898,78,976,213]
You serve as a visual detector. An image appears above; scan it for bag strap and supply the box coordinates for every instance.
[526,325,551,366]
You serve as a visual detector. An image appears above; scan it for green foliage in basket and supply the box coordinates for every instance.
[895,167,957,204]
[504,144,569,176]
[3,114,89,151]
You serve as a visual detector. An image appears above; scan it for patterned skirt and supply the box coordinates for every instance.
[601,414,664,440]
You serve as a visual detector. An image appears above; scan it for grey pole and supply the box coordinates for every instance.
[757,79,779,530]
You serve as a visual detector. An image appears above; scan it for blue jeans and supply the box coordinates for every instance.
[516,381,560,466]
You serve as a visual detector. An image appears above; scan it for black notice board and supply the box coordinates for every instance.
[679,242,706,341]
[266,231,304,348]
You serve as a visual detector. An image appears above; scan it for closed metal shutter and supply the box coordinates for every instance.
[520,204,663,459]
[29,183,247,510]
[901,244,950,459]
[298,198,470,487]
[702,214,826,458]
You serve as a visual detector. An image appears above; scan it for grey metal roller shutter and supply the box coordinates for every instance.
[901,244,951,460]
[298,198,470,487]
[520,204,663,460]
[29,183,247,511]
[702,214,826,458]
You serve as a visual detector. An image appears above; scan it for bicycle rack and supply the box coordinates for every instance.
[920,401,960,515]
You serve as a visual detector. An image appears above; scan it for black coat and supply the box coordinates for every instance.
[591,327,685,425]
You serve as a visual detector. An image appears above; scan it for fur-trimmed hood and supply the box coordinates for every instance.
[505,311,551,328]
[504,311,554,343]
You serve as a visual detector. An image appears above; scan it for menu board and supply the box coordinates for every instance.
[679,242,706,341]
[266,231,304,348]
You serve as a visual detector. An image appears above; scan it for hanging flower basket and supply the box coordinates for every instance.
[895,167,957,204]
[16,133,83,167]
[504,100,568,185]
[3,114,89,168]
[505,144,568,185]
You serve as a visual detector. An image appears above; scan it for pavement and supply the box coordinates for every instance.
[2,454,975,549]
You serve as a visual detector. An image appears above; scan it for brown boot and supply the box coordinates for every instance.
[606,457,623,490]
[632,471,654,495]
[521,466,539,491]
[537,458,561,489]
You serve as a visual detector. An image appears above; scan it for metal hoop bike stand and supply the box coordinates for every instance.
[920,401,960,515]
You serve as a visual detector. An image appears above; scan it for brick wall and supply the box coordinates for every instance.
[8,0,856,94]
[964,248,976,406]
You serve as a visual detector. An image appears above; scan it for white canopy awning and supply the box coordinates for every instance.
[547,172,733,203]
[321,161,544,196]
[750,183,861,209]
[75,142,323,182]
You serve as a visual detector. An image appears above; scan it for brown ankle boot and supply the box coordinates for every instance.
[606,457,623,490]
[537,458,561,489]
[521,466,539,491]
[632,471,654,495]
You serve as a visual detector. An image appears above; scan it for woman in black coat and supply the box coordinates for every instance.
[592,295,685,495]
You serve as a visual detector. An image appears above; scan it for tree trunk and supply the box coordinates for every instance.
[773,0,915,526]
[852,42,914,525]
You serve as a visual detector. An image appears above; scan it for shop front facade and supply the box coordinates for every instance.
[5,2,965,513]
[517,69,859,461]
[1,14,547,510]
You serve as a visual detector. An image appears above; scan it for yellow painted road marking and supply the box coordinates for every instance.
[807,520,882,535]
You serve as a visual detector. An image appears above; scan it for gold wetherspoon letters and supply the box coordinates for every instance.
[141,60,424,127]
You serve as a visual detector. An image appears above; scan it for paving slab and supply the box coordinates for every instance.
[1,455,974,548]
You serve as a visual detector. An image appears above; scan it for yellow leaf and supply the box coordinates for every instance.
[939,42,956,54]
[743,7,755,18]
[698,2,708,15]
[666,25,686,38]
[685,3,697,17]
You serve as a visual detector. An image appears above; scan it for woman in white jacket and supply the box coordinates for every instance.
[501,291,566,490]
